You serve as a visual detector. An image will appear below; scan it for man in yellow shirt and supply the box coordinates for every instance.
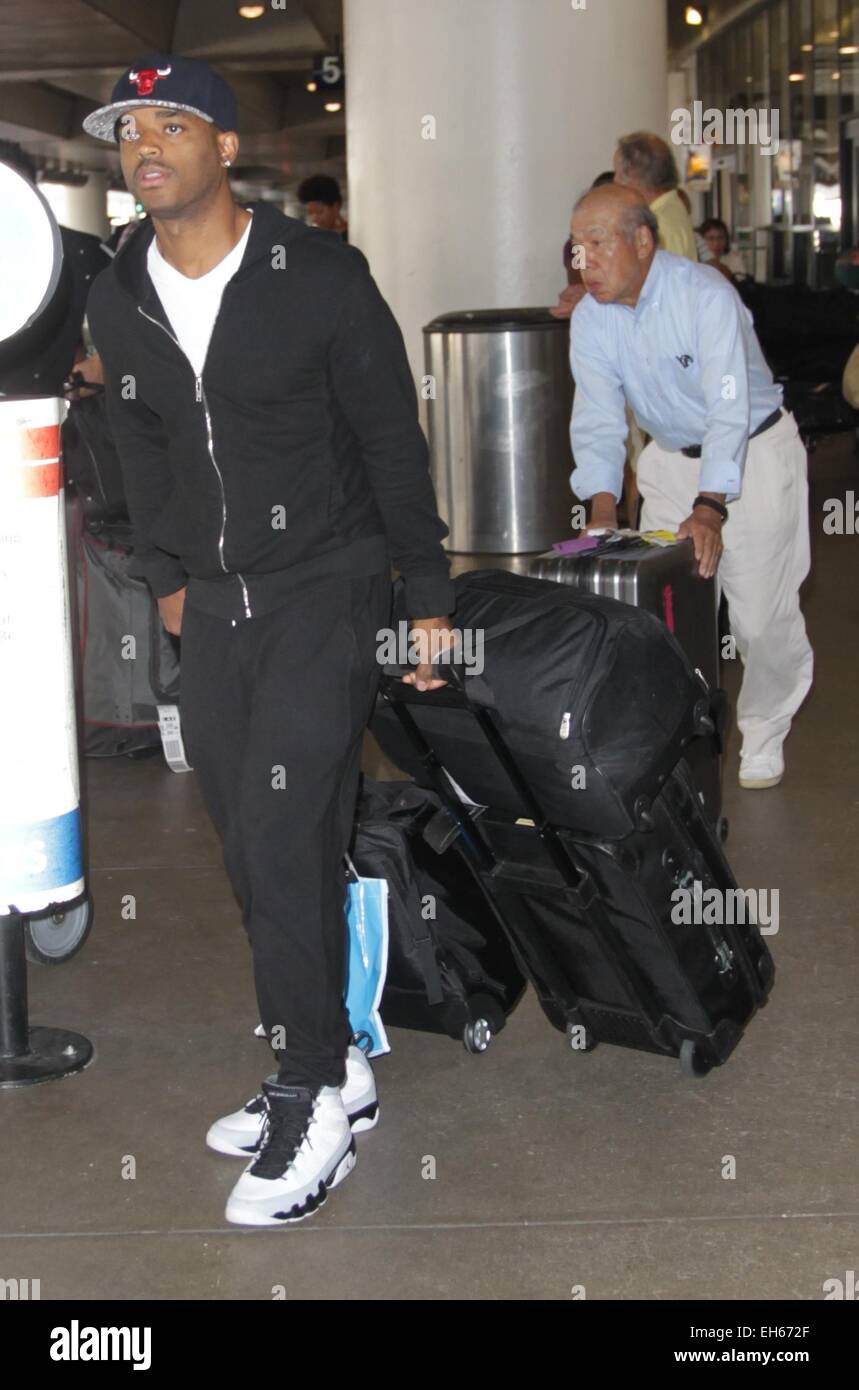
[613,131,698,261]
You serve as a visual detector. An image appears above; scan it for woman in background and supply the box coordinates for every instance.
[699,217,747,282]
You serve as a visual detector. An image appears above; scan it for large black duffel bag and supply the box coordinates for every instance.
[371,570,716,840]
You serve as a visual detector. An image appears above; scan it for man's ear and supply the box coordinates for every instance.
[636,226,654,261]
[218,131,239,165]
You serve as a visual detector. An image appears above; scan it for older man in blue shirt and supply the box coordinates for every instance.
[569,184,813,789]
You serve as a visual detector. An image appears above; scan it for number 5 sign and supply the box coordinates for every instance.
[313,53,344,87]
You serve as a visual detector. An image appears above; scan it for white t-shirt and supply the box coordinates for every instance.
[146,216,252,376]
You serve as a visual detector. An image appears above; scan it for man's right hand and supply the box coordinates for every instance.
[583,493,619,534]
[157,587,186,636]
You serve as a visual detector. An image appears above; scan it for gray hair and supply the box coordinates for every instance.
[572,189,660,247]
[616,132,679,193]
[619,199,660,247]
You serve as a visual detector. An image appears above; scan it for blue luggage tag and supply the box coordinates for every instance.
[344,855,391,1058]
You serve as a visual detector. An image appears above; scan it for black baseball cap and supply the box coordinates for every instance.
[83,53,238,143]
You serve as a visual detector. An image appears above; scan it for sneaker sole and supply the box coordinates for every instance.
[225,1141,356,1227]
[207,1100,379,1157]
[739,774,783,789]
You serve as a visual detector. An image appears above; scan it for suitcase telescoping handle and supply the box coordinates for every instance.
[380,664,598,905]
[381,661,495,707]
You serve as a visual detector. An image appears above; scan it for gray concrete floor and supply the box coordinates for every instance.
[2,436,857,1301]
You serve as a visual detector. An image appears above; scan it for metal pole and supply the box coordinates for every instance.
[0,913,29,1059]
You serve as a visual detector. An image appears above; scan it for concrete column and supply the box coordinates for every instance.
[39,172,109,240]
[344,0,668,379]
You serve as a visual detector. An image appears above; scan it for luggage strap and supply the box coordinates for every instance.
[402,881,445,1008]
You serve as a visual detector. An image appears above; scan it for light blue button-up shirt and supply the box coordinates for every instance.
[569,250,782,501]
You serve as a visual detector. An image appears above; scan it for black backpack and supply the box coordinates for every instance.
[63,386,129,530]
[350,779,525,1049]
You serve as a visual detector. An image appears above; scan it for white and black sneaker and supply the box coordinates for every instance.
[207,1043,378,1157]
[225,1079,355,1226]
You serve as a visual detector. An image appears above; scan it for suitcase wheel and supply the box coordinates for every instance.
[462,993,505,1053]
[462,1017,493,1053]
[679,1039,713,1079]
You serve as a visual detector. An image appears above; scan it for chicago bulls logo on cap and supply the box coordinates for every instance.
[128,65,172,97]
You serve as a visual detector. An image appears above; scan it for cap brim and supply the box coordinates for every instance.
[82,99,214,143]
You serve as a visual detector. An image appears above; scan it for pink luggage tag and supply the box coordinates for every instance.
[551,535,602,554]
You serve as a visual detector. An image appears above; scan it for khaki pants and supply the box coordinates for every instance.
[637,410,814,769]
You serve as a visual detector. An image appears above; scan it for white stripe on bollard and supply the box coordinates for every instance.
[0,396,84,914]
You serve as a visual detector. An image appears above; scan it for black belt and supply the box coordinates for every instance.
[680,406,783,459]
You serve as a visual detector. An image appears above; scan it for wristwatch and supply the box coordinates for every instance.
[692,495,729,522]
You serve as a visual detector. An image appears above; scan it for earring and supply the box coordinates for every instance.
[222,158,232,167]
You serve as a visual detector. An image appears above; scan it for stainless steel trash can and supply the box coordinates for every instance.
[423,308,574,554]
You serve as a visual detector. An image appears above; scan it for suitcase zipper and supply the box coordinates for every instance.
[137,305,253,620]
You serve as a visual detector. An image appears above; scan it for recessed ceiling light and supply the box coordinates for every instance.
[324,101,342,113]
[833,71,842,79]
[840,45,859,55]
[788,72,806,81]
[801,43,814,52]
[685,5,704,24]
[306,81,317,92]
[237,4,265,17]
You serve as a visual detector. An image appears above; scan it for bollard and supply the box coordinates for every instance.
[0,396,93,1087]
[0,911,92,1086]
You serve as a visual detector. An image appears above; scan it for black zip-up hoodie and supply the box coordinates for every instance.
[86,200,454,622]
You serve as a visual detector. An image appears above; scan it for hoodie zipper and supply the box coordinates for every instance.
[137,304,253,619]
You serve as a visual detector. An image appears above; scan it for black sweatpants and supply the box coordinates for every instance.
[180,571,392,1088]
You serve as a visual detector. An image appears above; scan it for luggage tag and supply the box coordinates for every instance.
[156,704,193,773]
[552,528,637,554]
[552,535,601,555]
[639,530,680,548]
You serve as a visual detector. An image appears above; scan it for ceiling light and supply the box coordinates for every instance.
[840,45,859,55]
[237,4,266,17]
[306,81,317,92]
[788,72,805,81]
[801,43,813,52]
[685,5,704,25]
[324,101,342,113]
[834,71,842,79]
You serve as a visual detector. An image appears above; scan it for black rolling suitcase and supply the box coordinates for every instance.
[371,572,774,1076]
[351,779,526,1051]
[529,536,725,826]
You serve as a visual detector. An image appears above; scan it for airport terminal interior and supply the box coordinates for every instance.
[1,0,858,1305]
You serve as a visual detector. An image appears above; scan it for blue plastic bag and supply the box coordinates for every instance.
[344,856,390,1058]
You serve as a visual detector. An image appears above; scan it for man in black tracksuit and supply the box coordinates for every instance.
[84,55,453,1225]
